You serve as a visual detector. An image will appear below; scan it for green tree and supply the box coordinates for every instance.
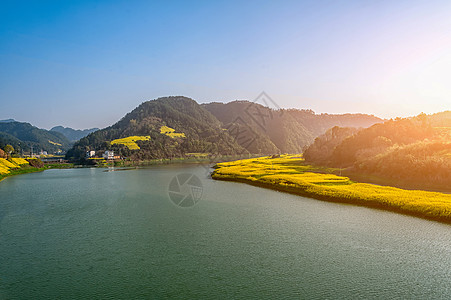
[4,144,14,157]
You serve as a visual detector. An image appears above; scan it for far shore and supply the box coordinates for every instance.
[0,154,258,182]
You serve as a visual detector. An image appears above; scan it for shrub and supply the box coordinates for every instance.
[26,158,44,168]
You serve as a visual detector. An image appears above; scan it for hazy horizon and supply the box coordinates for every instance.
[1,0,450,129]
[0,95,445,131]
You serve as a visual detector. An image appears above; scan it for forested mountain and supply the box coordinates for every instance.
[203,101,382,153]
[304,111,451,187]
[285,109,385,138]
[51,126,99,142]
[67,96,383,162]
[0,119,16,123]
[0,132,23,149]
[0,121,72,153]
[66,96,246,161]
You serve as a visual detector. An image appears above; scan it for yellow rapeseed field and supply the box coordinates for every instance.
[212,155,451,222]
[160,126,186,138]
[0,163,10,174]
[110,136,151,150]
[0,158,30,175]
[48,140,62,146]
[0,158,19,169]
[10,158,30,165]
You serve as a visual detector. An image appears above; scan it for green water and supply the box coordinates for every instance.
[1,165,450,299]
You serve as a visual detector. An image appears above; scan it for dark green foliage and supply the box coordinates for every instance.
[3,144,14,156]
[0,121,71,153]
[0,131,23,150]
[66,96,247,161]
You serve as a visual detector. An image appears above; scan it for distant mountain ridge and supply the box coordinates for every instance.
[51,126,99,142]
[66,96,383,161]
[0,119,16,123]
[0,121,72,153]
[202,101,382,153]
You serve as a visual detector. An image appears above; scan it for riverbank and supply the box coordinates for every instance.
[1,154,255,182]
[0,158,75,182]
[212,155,451,224]
[87,154,258,167]
[0,166,46,182]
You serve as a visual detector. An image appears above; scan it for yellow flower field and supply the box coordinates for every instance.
[212,155,451,223]
[110,136,151,150]
[160,126,186,138]
[0,158,19,168]
[0,158,30,175]
[10,158,30,165]
[0,165,10,175]
[48,140,62,146]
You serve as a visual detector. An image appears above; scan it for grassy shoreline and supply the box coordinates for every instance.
[0,166,45,181]
[212,155,451,224]
[0,160,75,182]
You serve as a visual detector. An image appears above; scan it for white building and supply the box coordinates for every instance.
[102,150,114,160]
[86,150,96,158]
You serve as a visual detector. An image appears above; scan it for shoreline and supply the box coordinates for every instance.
[87,154,259,167]
[0,167,46,182]
[0,161,75,182]
[212,175,451,225]
[0,155,255,182]
[212,156,451,225]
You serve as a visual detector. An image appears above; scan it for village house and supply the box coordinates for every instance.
[102,150,115,160]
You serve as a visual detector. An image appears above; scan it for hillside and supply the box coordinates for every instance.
[203,101,382,153]
[304,111,451,188]
[0,121,72,154]
[66,96,246,161]
[67,97,384,162]
[51,126,99,142]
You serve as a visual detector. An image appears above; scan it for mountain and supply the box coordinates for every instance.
[0,131,23,148]
[66,96,383,162]
[0,121,72,154]
[51,126,99,142]
[66,96,246,161]
[0,119,16,123]
[202,101,382,153]
[304,112,451,187]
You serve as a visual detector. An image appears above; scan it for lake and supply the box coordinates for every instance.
[1,165,450,299]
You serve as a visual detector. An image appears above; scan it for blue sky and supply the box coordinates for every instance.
[1,0,450,129]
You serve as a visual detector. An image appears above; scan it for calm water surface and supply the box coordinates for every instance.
[1,165,450,299]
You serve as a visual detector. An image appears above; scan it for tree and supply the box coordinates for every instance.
[4,144,14,157]
[0,148,6,158]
